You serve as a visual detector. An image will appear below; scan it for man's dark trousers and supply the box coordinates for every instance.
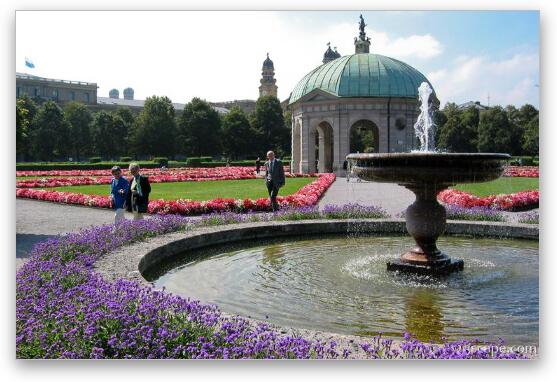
[266,181,280,211]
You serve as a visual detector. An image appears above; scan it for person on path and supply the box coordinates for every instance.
[264,151,285,212]
[126,163,151,220]
[110,166,129,225]
[255,157,262,175]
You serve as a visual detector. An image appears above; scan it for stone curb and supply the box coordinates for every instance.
[92,218,538,359]
[94,218,538,286]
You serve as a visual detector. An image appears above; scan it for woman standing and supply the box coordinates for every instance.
[126,163,151,220]
[110,166,129,225]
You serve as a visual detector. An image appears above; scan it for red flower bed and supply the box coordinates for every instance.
[16,166,291,178]
[502,166,539,178]
[16,174,336,215]
[437,189,539,211]
[16,166,299,188]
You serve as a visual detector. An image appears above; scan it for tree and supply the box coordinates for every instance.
[178,97,221,157]
[505,105,524,156]
[437,104,478,152]
[221,107,253,160]
[113,106,135,155]
[432,107,448,145]
[64,102,92,161]
[132,96,177,157]
[31,101,70,161]
[250,96,288,157]
[16,95,38,160]
[477,106,512,153]
[16,98,30,157]
[91,111,119,159]
[522,114,539,156]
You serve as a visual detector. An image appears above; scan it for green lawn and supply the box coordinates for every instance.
[452,177,538,197]
[48,178,316,201]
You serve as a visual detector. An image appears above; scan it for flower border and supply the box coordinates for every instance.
[438,189,539,211]
[16,174,336,215]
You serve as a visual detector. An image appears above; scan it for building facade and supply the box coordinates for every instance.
[16,72,98,105]
[287,15,437,175]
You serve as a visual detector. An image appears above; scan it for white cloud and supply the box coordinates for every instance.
[427,53,539,107]
[16,11,444,103]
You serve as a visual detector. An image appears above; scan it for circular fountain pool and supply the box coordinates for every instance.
[148,234,538,346]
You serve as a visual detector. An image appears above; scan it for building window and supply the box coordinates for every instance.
[84,93,90,103]
[52,89,58,99]
[34,88,40,97]
[70,91,75,101]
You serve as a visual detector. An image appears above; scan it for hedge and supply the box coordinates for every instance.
[15,160,256,171]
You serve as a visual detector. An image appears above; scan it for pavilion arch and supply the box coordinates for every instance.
[349,119,380,154]
[314,121,334,173]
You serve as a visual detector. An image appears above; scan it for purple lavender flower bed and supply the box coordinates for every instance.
[518,211,539,224]
[17,208,529,359]
[398,205,505,222]
[444,205,506,222]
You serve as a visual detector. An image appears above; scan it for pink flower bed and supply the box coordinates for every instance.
[16,166,298,188]
[438,189,539,211]
[16,174,336,215]
[16,166,290,178]
[502,166,539,178]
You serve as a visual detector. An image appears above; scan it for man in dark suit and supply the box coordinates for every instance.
[126,163,151,220]
[264,150,285,212]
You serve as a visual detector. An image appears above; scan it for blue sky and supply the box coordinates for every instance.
[16,10,539,107]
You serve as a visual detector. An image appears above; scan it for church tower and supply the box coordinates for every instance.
[259,53,278,98]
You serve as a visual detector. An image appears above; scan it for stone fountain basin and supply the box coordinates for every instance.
[347,152,510,185]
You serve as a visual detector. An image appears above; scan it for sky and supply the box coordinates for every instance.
[15,10,540,108]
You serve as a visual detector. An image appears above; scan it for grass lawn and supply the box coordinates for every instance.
[47,178,316,201]
[452,177,538,197]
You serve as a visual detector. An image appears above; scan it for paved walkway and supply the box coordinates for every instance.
[16,199,119,270]
[318,177,414,215]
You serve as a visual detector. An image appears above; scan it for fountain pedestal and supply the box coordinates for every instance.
[387,182,464,275]
[347,152,509,277]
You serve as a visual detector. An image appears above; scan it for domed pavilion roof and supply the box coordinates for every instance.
[289,53,435,105]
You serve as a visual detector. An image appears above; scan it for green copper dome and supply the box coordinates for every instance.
[289,53,435,105]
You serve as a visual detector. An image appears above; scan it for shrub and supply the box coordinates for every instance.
[185,157,202,166]
[199,156,213,162]
[120,156,132,162]
[153,157,169,167]
[89,157,102,163]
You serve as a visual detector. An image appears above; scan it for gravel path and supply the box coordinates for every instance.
[318,177,414,215]
[16,199,120,269]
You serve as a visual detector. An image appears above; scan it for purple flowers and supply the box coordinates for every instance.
[16,210,529,359]
[444,205,505,222]
[321,204,389,219]
[518,211,539,224]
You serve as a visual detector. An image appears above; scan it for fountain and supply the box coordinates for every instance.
[347,82,510,275]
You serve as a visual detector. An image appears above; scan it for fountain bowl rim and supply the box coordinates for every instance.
[346,152,511,161]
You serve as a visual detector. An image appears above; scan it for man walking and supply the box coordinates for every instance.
[264,150,285,212]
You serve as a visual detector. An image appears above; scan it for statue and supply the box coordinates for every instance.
[359,14,366,40]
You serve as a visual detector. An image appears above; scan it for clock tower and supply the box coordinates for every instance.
[259,53,278,98]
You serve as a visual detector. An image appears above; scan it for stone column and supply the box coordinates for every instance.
[291,117,301,173]
[332,113,342,174]
[300,115,314,174]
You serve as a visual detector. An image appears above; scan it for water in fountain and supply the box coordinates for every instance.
[149,235,538,345]
[413,82,436,152]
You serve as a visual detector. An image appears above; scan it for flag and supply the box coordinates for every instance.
[25,57,35,68]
